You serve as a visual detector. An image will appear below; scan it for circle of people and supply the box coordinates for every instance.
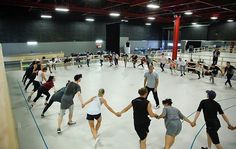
[22,53,236,149]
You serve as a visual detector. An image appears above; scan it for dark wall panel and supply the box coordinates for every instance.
[208,22,236,40]
[120,24,162,40]
[181,26,208,40]
[0,19,106,43]
[106,23,120,53]
[162,22,236,41]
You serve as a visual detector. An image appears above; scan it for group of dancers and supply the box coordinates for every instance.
[21,54,236,149]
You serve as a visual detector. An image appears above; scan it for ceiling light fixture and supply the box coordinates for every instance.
[227,19,234,22]
[95,40,103,44]
[85,18,95,22]
[55,7,69,12]
[145,23,151,26]
[27,41,38,46]
[121,19,128,22]
[211,16,218,20]
[147,17,155,20]
[41,15,52,19]
[147,3,160,9]
[192,22,197,25]
[109,12,120,17]
[184,11,193,15]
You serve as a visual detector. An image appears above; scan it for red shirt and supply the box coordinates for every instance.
[42,81,54,90]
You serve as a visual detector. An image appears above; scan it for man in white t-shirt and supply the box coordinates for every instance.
[144,65,160,108]
[160,53,167,72]
[177,57,186,76]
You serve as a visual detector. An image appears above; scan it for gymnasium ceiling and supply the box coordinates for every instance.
[0,0,236,25]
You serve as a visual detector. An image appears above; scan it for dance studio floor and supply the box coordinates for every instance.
[6,61,236,149]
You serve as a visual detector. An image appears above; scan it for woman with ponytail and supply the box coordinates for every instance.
[30,76,56,108]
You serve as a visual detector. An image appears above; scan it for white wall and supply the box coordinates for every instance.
[2,41,106,56]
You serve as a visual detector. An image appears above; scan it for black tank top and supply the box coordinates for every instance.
[132,97,150,125]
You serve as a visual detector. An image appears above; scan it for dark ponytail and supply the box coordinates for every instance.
[47,76,54,82]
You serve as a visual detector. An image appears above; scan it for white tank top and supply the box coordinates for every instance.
[87,96,102,115]
[35,70,44,83]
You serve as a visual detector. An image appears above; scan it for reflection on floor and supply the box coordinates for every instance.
[7,61,236,149]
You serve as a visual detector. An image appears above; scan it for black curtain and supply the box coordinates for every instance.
[106,23,120,54]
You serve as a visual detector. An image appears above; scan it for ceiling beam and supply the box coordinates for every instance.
[130,0,150,7]
[106,0,130,4]
[0,0,172,22]
[197,0,236,12]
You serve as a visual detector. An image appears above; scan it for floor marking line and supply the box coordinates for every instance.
[17,81,49,149]
[189,104,236,149]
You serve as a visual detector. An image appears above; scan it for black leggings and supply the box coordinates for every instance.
[146,86,159,106]
[160,63,165,71]
[213,57,218,65]
[23,73,31,85]
[33,81,41,92]
[138,62,144,68]
[42,99,59,114]
[87,59,90,67]
[25,73,36,90]
[225,74,233,87]
[25,78,34,91]
[33,87,50,103]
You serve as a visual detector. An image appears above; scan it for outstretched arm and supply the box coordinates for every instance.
[221,114,233,129]
[82,96,96,108]
[77,91,84,106]
[147,103,158,118]
[120,103,132,114]
[193,111,200,125]
[101,98,120,116]
[144,77,147,87]
[42,72,47,82]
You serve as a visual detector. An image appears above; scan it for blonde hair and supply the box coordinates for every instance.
[98,88,105,97]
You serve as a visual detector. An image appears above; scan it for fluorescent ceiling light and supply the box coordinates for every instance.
[41,15,52,19]
[109,12,120,17]
[192,22,197,25]
[55,7,69,12]
[27,41,38,46]
[168,43,181,46]
[227,19,234,22]
[147,3,160,9]
[145,23,151,26]
[121,19,128,22]
[147,17,155,20]
[95,40,103,44]
[184,11,193,15]
[85,18,95,22]
[211,16,218,20]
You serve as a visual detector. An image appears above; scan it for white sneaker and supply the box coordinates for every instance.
[27,96,31,102]
[154,105,160,109]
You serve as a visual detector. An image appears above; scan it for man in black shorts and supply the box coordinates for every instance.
[193,90,233,149]
[119,88,158,149]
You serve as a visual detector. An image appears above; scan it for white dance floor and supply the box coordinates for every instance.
[6,61,236,149]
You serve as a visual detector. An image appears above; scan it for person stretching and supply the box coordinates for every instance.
[57,74,84,134]
[82,89,120,139]
[41,81,70,118]
[119,87,158,149]
[157,99,194,149]
[193,90,233,149]
[30,76,55,108]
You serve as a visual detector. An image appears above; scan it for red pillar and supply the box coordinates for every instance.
[172,15,181,60]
